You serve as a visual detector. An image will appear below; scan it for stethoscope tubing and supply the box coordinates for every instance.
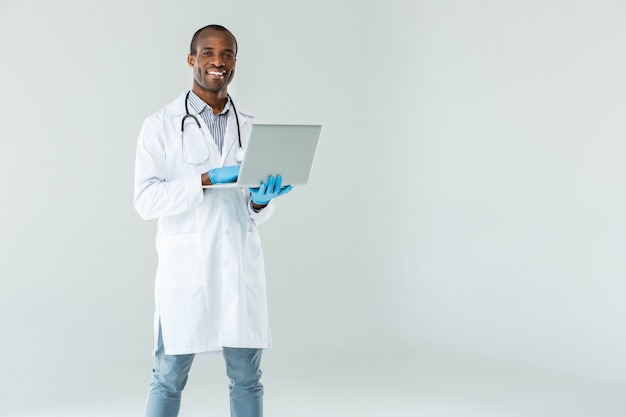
[181,90,243,159]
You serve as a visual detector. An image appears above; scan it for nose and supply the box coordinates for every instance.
[210,55,225,67]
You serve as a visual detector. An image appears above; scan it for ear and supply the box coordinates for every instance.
[187,54,195,68]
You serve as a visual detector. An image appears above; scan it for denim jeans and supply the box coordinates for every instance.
[146,330,263,417]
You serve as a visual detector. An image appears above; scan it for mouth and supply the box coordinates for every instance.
[206,69,226,79]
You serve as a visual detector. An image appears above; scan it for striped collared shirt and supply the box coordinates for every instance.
[187,91,231,153]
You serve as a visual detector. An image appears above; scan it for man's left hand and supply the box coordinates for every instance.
[249,175,292,206]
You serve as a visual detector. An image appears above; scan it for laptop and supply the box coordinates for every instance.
[204,124,322,188]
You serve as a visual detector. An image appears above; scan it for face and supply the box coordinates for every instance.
[187,29,237,96]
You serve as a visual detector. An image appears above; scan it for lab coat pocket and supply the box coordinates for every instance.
[156,233,204,289]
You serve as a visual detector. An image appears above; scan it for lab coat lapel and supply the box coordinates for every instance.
[221,107,251,164]
[221,110,237,164]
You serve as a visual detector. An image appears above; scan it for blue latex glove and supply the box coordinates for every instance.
[249,175,292,205]
[208,165,240,184]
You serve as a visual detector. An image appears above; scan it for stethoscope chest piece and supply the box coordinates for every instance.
[235,148,244,164]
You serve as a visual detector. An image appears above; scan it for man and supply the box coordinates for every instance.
[134,24,290,417]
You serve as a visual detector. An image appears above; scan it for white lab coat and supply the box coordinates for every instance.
[134,92,275,355]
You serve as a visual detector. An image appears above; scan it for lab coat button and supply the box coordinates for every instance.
[225,228,231,236]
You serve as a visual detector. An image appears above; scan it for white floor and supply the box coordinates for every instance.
[4,348,626,417]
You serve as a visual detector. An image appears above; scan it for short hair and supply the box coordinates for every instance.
[190,24,238,56]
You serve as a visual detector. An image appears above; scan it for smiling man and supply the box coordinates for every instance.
[134,24,291,417]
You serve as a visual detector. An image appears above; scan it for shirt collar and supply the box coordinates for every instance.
[187,90,231,116]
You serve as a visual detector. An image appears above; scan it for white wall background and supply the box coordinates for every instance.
[1,0,626,413]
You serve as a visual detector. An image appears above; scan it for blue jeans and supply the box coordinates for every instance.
[146,330,264,417]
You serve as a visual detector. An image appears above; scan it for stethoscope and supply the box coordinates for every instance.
[181,90,243,165]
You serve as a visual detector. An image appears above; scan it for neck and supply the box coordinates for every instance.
[192,86,228,114]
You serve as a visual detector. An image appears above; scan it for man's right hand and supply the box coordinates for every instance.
[208,165,240,184]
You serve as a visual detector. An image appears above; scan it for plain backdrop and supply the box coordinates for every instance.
[1,0,626,415]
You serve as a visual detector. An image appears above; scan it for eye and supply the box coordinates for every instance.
[224,52,235,60]
[202,51,213,57]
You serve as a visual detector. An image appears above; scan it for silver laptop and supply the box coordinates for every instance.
[204,124,322,188]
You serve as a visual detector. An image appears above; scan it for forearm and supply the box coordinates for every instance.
[134,176,204,220]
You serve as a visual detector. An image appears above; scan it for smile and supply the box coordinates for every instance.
[207,70,226,77]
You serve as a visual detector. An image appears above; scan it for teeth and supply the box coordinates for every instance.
[208,71,225,75]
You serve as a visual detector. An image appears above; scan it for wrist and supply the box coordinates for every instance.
[202,172,213,186]
[251,201,267,212]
